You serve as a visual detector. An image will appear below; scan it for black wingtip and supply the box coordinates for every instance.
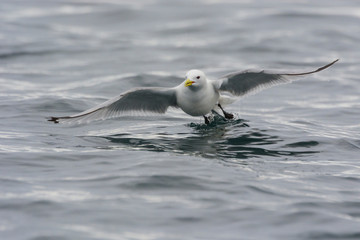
[48,117,60,124]
[319,58,339,71]
[285,59,339,76]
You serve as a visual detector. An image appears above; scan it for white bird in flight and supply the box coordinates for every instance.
[49,59,338,124]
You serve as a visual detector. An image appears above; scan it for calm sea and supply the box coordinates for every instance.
[1,0,359,239]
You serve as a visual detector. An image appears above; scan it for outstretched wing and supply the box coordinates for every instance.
[214,59,338,97]
[49,87,178,123]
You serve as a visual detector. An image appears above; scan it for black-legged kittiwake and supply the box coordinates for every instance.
[49,59,338,124]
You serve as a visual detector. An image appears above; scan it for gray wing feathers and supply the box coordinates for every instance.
[217,59,338,97]
[219,71,289,96]
[108,88,177,113]
[49,87,177,123]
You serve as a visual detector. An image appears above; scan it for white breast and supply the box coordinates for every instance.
[176,83,219,116]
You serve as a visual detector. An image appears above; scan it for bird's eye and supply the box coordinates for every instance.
[196,76,200,79]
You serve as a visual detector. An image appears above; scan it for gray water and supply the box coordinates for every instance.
[1,0,360,239]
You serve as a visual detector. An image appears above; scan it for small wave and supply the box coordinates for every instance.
[0,50,58,59]
[89,116,319,161]
[303,232,360,240]
[3,5,96,21]
[187,115,250,130]
[123,175,208,191]
[284,141,319,148]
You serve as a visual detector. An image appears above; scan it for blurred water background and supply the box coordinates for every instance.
[1,0,360,239]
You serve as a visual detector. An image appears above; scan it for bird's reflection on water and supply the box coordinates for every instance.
[86,116,318,162]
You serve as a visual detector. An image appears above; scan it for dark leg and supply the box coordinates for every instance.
[203,115,210,125]
[218,104,234,119]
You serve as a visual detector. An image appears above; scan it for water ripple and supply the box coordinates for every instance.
[84,116,320,161]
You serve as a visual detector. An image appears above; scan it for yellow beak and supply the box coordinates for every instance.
[184,79,195,87]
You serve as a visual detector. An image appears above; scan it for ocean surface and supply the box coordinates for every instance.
[1,0,360,239]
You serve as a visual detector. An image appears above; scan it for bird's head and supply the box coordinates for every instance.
[184,69,207,88]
